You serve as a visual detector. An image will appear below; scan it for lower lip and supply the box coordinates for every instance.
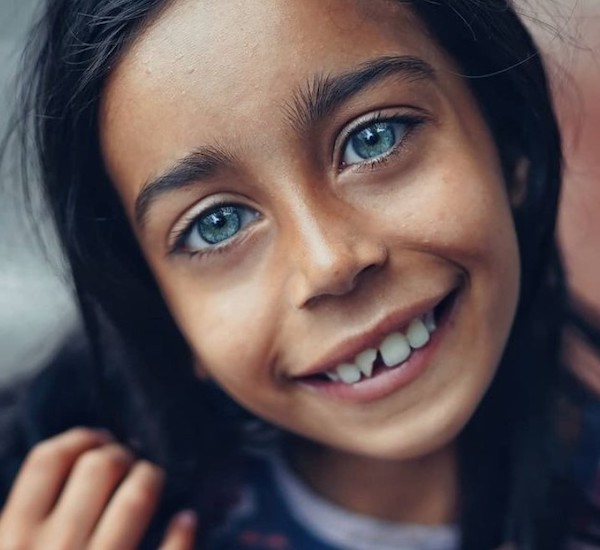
[297,290,460,404]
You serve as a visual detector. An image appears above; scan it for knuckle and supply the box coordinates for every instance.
[119,482,157,513]
[26,427,102,470]
[64,426,101,442]
[26,441,60,470]
[74,445,132,477]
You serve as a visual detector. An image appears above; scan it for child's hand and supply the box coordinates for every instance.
[0,428,197,549]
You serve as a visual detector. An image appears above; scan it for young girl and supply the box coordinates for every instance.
[0,0,581,548]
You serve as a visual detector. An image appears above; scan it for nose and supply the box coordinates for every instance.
[286,202,388,309]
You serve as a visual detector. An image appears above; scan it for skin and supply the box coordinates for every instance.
[551,1,600,394]
[99,0,522,524]
[0,0,525,539]
[6,2,594,540]
[0,428,197,549]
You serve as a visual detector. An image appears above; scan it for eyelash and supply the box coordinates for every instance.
[168,112,426,258]
[337,111,426,172]
[169,222,200,257]
[168,204,258,258]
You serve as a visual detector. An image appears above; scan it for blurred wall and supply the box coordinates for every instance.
[531,0,600,394]
[0,0,78,383]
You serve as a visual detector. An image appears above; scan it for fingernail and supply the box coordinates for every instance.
[138,460,166,479]
[174,509,197,528]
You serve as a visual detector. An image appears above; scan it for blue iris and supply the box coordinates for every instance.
[350,122,397,160]
[196,206,242,244]
[343,120,409,166]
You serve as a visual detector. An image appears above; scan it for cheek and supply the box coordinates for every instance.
[430,167,520,361]
[151,259,285,382]
[376,148,520,334]
[432,167,520,321]
[380,156,518,269]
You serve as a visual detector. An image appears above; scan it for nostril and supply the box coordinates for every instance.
[288,230,388,309]
[359,262,383,278]
[352,256,386,286]
[299,261,384,309]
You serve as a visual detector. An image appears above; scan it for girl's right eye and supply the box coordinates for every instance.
[171,204,259,255]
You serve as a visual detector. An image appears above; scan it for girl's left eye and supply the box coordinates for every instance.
[342,120,409,167]
[173,204,259,254]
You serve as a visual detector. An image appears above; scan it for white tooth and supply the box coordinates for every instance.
[406,318,430,349]
[424,311,437,333]
[379,333,411,367]
[355,349,377,378]
[325,371,340,382]
[336,363,362,385]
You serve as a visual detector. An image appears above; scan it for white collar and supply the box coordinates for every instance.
[269,454,460,550]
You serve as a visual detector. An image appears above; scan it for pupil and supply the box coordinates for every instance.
[352,122,396,160]
[364,129,379,146]
[211,213,227,228]
[199,206,241,244]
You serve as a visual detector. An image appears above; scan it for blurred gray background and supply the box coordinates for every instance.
[0,0,77,383]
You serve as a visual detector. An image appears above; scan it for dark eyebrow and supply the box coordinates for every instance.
[134,145,235,229]
[285,55,435,134]
[134,56,434,229]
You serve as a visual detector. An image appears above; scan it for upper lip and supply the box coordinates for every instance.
[293,288,454,379]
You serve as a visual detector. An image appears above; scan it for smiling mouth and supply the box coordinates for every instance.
[299,290,458,386]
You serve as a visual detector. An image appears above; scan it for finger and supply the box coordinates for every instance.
[0,428,112,526]
[87,460,165,550]
[42,443,135,547]
[158,511,198,550]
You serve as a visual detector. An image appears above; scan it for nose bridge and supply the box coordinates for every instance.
[285,194,387,308]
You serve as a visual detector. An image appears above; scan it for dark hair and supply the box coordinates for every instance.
[6,0,574,547]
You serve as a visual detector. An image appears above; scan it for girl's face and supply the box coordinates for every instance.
[101,0,521,460]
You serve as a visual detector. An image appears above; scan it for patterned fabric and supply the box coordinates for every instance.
[209,453,460,550]
[562,393,600,548]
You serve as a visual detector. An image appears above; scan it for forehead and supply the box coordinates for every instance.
[113,0,427,80]
[101,0,449,200]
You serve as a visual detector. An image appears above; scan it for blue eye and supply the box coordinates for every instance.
[342,120,408,166]
[178,204,258,252]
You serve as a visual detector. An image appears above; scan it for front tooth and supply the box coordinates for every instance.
[379,333,411,367]
[424,311,437,333]
[326,371,340,382]
[336,363,362,384]
[406,318,430,349]
[355,349,377,377]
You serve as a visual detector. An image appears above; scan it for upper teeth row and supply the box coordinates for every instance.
[326,311,437,385]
